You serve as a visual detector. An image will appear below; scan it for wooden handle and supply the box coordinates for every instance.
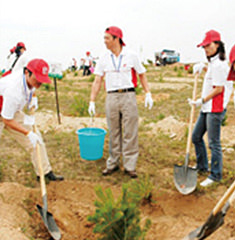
[33,125,47,199]
[213,180,235,215]
[186,73,199,154]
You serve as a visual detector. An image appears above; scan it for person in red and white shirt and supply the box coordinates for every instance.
[88,26,153,178]
[188,30,230,187]
[0,59,64,182]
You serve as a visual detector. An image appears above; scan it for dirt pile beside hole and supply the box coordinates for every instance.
[35,111,107,133]
[0,183,38,240]
[147,116,187,140]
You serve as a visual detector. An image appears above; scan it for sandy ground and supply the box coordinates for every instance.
[0,181,234,240]
[0,75,234,240]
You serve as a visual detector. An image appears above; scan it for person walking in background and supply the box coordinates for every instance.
[88,26,153,178]
[0,59,64,182]
[189,30,230,187]
[2,42,28,77]
[83,51,92,76]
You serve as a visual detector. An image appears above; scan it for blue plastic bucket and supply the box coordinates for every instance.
[76,128,107,161]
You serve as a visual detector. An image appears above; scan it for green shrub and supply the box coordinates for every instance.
[125,174,155,205]
[177,69,183,77]
[222,113,227,126]
[147,59,153,65]
[74,71,78,77]
[70,96,89,116]
[187,66,193,74]
[42,83,51,91]
[173,66,178,72]
[159,73,164,82]
[88,184,151,240]
[88,74,95,82]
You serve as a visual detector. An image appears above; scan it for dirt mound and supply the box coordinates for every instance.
[35,111,107,133]
[0,183,38,240]
[147,116,187,140]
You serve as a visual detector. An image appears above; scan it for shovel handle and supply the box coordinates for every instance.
[33,125,47,199]
[213,179,235,215]
[186,73,199,156]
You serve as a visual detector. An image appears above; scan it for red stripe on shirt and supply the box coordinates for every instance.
[212,86,224,112]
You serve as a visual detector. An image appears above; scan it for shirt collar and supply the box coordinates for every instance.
[210,54,219,63]
[110,46,127,58]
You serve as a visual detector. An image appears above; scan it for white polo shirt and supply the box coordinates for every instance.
[0,71,34,119]
[94,47,146,92]
[201,55,229,113]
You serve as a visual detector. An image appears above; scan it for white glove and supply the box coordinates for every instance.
[145,92,153,110]
[187,98,203,107]
[193,62,205,75]
[27,131,42,148]
[88,101,95,116]
[28,97,38,110]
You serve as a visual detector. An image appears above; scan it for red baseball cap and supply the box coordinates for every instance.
[227,44,235,81]
[105,26,126,46]
[10,46,16,53]
[17,42,26,50]
[26,59,51,84]
[197,30,221,48]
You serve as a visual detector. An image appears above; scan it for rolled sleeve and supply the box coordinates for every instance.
[1,91,19,120]
[133,54,146,74]
[94,58,105,77]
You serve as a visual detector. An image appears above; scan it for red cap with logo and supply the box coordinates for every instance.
[227,44,235,81]
[197,30,221,48]
[105,26,126,46]
[26,59,51,84]
[17,42,26,50]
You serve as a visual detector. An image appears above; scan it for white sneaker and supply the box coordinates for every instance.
[200,178,215,187]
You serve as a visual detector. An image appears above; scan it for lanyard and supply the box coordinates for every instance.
[23,74,33,109]
[111,54,123,72]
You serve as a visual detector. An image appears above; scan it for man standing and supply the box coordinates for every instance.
[83,51,92,76]
[88,26,153,178]
[0,59,64,182]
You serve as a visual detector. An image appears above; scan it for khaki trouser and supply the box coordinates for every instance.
[105,91,139,171]
[0,111,52,176]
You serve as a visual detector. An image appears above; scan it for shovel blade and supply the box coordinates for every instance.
[183,210,226,240]
[37,204,61,240]
[174,164,197,195]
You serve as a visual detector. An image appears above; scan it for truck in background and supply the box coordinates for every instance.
[155,49,180,66]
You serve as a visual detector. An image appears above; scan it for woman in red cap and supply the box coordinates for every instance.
[188,30,231,187]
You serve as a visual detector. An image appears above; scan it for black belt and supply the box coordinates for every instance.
[107,88,135,93]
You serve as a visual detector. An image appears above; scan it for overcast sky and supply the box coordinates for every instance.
[0,0,235,69]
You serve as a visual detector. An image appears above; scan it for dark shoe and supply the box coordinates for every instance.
[102,166,119,176]
[37,171,64,182]
[124,169,138,178]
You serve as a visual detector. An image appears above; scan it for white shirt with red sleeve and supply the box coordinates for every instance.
[0,71,34,119]
[201,55,228,113]
[94,47,146,92]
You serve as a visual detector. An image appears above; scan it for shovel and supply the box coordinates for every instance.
[174,73,199,195]
[33,125,61,240]
[183,179,235,240]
